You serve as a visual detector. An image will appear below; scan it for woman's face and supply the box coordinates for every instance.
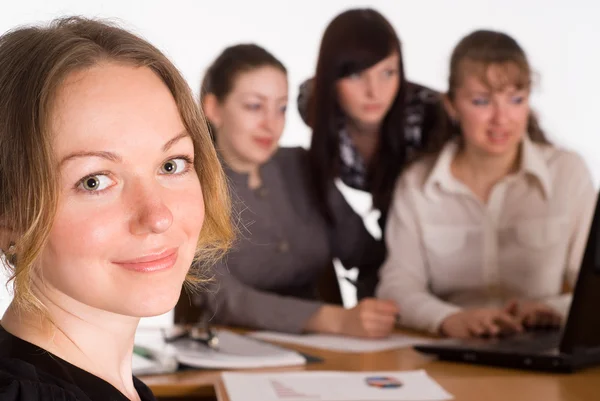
[446,63,530,158]
[38,62,205,317]
[336,52,400,129]
[207,66,288,171]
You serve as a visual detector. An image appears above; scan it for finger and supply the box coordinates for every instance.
[523,312,539,328]
[374,299,401,315]
[539,311,560,328]
[362,319,395,338]
[504,299,519,315]
[360,312,398,330]
[493,312,523,333]
[467,320,487,337]
[480,317,502,336]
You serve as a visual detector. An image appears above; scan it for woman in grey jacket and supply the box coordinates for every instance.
[183,44,399,337]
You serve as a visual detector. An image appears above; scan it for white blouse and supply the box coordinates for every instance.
[376,137,596,333]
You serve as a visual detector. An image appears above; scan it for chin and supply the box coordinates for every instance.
[484,143,520,157]
[118,278,186,318]
[251,149,277,165]
[131,290,183,318]
[356,113,386,127]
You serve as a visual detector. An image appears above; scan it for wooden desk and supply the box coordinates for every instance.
[142,337,600,401]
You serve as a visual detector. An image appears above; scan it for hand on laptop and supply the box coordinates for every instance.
[504,300,562,329]
[440,308,523,339]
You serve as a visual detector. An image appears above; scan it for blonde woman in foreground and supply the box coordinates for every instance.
[0,17,232,401]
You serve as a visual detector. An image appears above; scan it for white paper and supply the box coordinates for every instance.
[249,331,435,353]
[222,370,453,401]
[132,353,174,376]
[134,328,306,369]
[173,329,306,369]
[132,328,178,376]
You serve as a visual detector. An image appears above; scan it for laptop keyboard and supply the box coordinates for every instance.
[483,330,561,353]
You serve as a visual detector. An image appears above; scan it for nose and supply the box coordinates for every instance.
[128,179,173,236]
[491,100,509,125]
[261,107,282,135]
[364,73,383,100]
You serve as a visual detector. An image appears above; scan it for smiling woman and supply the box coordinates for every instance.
[0,17,232,401]
[376,30,596,340]
[185,44,397,339]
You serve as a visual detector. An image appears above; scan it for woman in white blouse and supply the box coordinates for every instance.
[376,30,596,339]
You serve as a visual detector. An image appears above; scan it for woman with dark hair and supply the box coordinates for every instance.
[377,30,596,339]
[300,8,442,297]
[187,44,399,337]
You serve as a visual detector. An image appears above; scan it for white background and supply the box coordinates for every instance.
[1,0,599,324]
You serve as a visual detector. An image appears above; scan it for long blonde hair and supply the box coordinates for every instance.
[0,17,233,313]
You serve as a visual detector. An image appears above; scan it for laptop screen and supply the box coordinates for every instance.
[560,192,600,353]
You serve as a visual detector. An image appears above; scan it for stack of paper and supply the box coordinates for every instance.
[133,327,306,372]
[249,331,435,353]
[222,370,453,401]
[132,328,178,376]
[173,329,306,369]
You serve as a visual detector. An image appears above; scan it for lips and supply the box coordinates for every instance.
[362,104,383,112]
[253,137,275,149]
[113,248,178,273]
[487,131,510,144]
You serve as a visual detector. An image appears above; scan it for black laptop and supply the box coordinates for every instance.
[414,193,600,373]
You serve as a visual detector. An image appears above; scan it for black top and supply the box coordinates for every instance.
[0,326,156,401]
[297,77,442,228]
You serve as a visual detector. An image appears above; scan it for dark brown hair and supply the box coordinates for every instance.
[200,44,287,138]
[201,44,286,101]
[307,8,407,223]
[0,17,233,312]
[428,29,550,153]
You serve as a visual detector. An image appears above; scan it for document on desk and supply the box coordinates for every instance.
[249,331,436,353]
[172,329,307,369]
[221,370,453,401]
[133,327,306,370]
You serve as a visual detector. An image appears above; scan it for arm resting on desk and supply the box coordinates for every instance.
[201,263,324,334]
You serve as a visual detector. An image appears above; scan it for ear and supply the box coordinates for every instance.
[202,93,223,129]
[0,222,16,259]
[442,93,458,122]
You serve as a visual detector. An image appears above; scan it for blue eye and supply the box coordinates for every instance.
[279,105,288,114]
[383,69,397,78]
[472,98,490,106]
[511,96,525,104]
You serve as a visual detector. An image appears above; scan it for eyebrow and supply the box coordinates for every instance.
[468,91,491,97]
[162,130,190,152]
[240,92,288,102]
[59,130,190,167]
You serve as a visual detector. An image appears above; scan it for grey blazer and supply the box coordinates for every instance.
[196,147,384,333]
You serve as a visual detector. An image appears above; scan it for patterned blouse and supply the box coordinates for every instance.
[297,78,442,192]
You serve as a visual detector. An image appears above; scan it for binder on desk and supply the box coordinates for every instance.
[172,329,307,369]
[133,327,310,375]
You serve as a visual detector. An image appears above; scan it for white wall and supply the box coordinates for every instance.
[1,0,598,323]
